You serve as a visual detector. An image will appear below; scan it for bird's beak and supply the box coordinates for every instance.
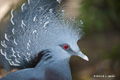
[77,51,89,61]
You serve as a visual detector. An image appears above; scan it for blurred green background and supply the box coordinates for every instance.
[0,0,120,80]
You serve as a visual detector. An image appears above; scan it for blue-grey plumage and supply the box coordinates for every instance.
[0,0,89,80]
[1,50,72,80]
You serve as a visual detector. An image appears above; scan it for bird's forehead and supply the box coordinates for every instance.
[53,35,80,51]
[67,39,80,52]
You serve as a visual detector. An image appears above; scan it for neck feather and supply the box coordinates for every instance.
[36,54,72,80]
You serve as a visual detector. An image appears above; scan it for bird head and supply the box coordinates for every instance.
[0,0,89,67]
[37,16,89,62]
[47,43,89,62]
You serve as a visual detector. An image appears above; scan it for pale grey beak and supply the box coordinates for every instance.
[77,51,89,61]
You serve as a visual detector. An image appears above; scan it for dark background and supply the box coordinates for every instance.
[0,0,120,80]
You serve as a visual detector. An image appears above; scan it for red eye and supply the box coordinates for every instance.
[63,45,69,50]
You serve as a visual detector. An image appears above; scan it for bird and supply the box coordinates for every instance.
[0,0,89,80]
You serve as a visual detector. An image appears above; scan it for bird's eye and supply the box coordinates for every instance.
[63,45,69,50]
